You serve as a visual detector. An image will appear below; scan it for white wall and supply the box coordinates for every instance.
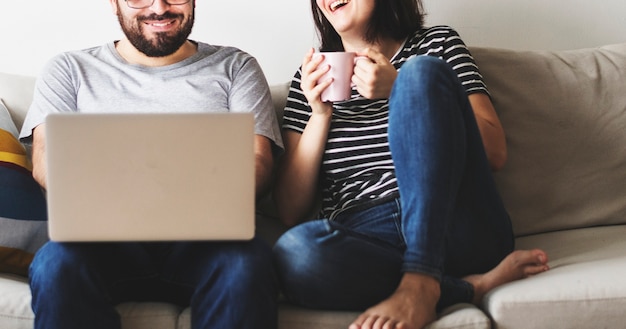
[0,0,315,85]
[1,1,625,85]
[424,0,626,51]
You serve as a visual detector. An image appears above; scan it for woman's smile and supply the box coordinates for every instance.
[329,0,351,12]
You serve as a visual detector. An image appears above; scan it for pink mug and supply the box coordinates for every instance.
[313,52,357,102]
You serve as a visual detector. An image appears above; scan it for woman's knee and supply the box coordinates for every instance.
[397,56,455,84]
[391,56,461,105]
[388,56,467,140]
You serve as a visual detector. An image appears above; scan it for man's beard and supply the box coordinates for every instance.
[117,10,194,57]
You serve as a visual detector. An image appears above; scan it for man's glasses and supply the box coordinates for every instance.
[124,0,191,9]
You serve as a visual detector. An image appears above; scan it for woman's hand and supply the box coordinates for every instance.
[353,48,398,99]
[300,48,334,115]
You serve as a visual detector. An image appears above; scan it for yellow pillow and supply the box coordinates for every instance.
[0,128,31,170]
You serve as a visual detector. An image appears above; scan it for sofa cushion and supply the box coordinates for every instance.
[0,73,35,131]
[0,274,31,329]
[0,101,48,277]
[483,225,626,328]
[0,100,19,138]
[471,43,626,236]
[0,274,183,329]
[117,302,181,329]
[176,302,491,329]
[0,273,492,329]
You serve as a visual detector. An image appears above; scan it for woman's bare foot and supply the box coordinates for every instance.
[348,249,548,329]
[464,249,550,304]
[349,272,440,329]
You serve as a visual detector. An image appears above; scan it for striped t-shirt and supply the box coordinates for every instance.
[283,25,489,220]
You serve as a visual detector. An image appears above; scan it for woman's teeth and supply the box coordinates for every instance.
[330,0,350,11]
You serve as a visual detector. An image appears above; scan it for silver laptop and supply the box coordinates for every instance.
[45,112,255,242]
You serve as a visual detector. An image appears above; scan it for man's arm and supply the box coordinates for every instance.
[254,134,274,200]
[30,124,47,190]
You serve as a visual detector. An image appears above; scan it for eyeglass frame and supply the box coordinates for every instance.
[123,0,191,10]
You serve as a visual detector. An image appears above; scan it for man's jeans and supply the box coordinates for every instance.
[273,56,514,311]
[29,238,278,329]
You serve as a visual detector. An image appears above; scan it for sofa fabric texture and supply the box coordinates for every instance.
[473,44,626,236]
[486,225,626,328]
[0,43,625,328]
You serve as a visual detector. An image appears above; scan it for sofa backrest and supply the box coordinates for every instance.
[471,43,626,236]
[0,72,35,131]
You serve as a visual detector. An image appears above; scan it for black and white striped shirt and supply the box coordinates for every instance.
[283,26,488,220]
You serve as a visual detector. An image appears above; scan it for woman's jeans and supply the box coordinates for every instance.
[273,56,514,311]
[29,238,278,329]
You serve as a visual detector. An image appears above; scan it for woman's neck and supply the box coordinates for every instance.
[342,37,405,59]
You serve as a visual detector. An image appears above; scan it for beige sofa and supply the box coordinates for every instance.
[1,42,626,329]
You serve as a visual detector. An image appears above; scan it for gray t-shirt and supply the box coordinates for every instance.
[19,41,283,153]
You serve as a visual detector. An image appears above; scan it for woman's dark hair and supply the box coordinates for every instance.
[311,0,425,51]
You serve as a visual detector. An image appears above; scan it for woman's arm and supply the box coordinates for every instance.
[273,118,330,227]
[469,93,507,171]
[273,49,335,227]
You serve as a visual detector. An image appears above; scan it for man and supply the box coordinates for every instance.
[19,0,283,328]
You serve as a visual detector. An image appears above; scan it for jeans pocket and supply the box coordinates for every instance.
[332,198,406,250]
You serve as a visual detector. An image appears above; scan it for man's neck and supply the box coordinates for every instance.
[114,39,198,67]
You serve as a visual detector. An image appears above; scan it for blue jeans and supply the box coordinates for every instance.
[29,238,278,329]
[273,56,514,311]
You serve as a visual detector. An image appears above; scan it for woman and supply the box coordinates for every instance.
[273,1,550,328]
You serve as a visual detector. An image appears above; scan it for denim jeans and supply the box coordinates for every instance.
[29,238,278,329]
[273,56,514,311]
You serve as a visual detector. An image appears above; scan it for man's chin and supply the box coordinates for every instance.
[123,17,193,58]
[130,34,187,57]
[140,46,180,58]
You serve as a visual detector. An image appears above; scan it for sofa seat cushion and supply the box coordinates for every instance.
[0,274,31,329]
[1,272,491,329]
[117,303,181,329]
[275,304,360,329]
[0,215,492,329]
[483,224,626,328]
[275,303,491,329]
[178,302,490,329]
[0,274,184,329]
